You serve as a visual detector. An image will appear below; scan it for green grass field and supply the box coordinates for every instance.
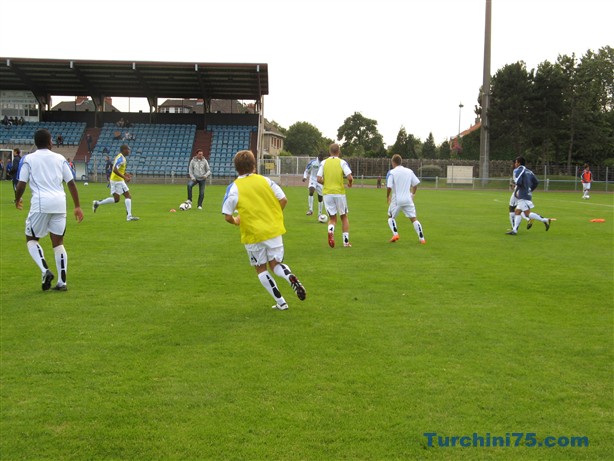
[1,180,612,460]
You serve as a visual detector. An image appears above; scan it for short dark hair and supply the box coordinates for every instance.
[34,129,52,149]
[515,156,526,166]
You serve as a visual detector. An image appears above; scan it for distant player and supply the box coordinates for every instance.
[14,128,84,291]
[507,156,552,235]
[508,173,530,230]
[386,154,425,244]
[581,163,592,199]
[302,153,325,216]
[92,144,139,221]
[222,150,306,311]
[317,143,353,248]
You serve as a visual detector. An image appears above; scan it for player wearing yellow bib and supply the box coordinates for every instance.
[317,143,353,248]
[222,150,306,311]
[92,144,139,221]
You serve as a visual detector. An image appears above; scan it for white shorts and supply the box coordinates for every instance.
[25,212,66,239]
[515,199,535,212]
[323,195,348,216]
[110,180,129,196]
[388,203,416,219]
[582,183,591,191]
[308,178,323,195]
[509,192,518,207]
[244,235,284,267]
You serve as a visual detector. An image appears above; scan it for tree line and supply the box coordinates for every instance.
[274,46,613,170]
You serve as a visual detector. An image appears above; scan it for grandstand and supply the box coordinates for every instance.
[87,123,258,179]
[207,125,257,177]
[0,58,268,182]
[0,121,86,146]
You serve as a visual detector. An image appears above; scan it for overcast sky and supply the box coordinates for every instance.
[2,0,612,145]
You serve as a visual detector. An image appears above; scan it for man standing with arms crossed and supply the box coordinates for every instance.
[317,143,353,248]
[15,128,84,291]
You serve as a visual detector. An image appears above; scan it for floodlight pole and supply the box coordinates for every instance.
[479,0,492,186]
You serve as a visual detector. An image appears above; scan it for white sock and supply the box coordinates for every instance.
[513,214,522,231]
[125,198,132,216]
[27,240,48,273]
[328,224,335,234]
[54,245,67,285]
[342,232,350,244]
[258,271,286,306]
[318,201,323,215]
[413,220,424,239]
[308,195,313,211]
[98,197,115,206]
[509,212,515,227]
[388,218,398,235]
[273,263,292,282]
[528,212,547,223]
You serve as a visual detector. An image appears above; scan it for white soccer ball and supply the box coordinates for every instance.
[318,214,328,223]
[179,201,192,211]
[83,182,88,186]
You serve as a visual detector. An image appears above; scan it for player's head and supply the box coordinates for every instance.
[318,152,325,161]
[234,150,256,175]
[329,143,340,156]
[584,163,590,170]
[391,154,402,166]
[515,156,526,166]
[34,129,52,149]
[195,149,204,158]
[13,147,21,156]
[120,144,130,156]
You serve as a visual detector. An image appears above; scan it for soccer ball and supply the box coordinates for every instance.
[179,200,192,211]
[83,182,89,186]
[318,214,328,223]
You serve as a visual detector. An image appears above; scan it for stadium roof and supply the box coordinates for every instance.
[0,57,269,108]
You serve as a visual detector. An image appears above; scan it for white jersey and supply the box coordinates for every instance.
[303,158,321,181]
[386,165,420,206]
[18,149,74,213]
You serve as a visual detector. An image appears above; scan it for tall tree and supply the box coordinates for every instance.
[284,121,327,156]
[390,127,421,158]
[528,60,566,165]
[438,139,451,159]
[422,133,437,159]
[488,62,533,160]
[337,112,385,157]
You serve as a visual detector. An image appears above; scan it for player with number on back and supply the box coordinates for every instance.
[506,156,552,235]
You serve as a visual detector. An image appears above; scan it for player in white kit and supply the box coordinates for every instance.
[386,154,425,244]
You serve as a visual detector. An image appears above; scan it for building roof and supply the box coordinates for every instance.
[53,97,120,112]
[0,57,269,107]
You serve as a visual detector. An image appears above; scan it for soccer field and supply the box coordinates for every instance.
[1,180,613,460]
